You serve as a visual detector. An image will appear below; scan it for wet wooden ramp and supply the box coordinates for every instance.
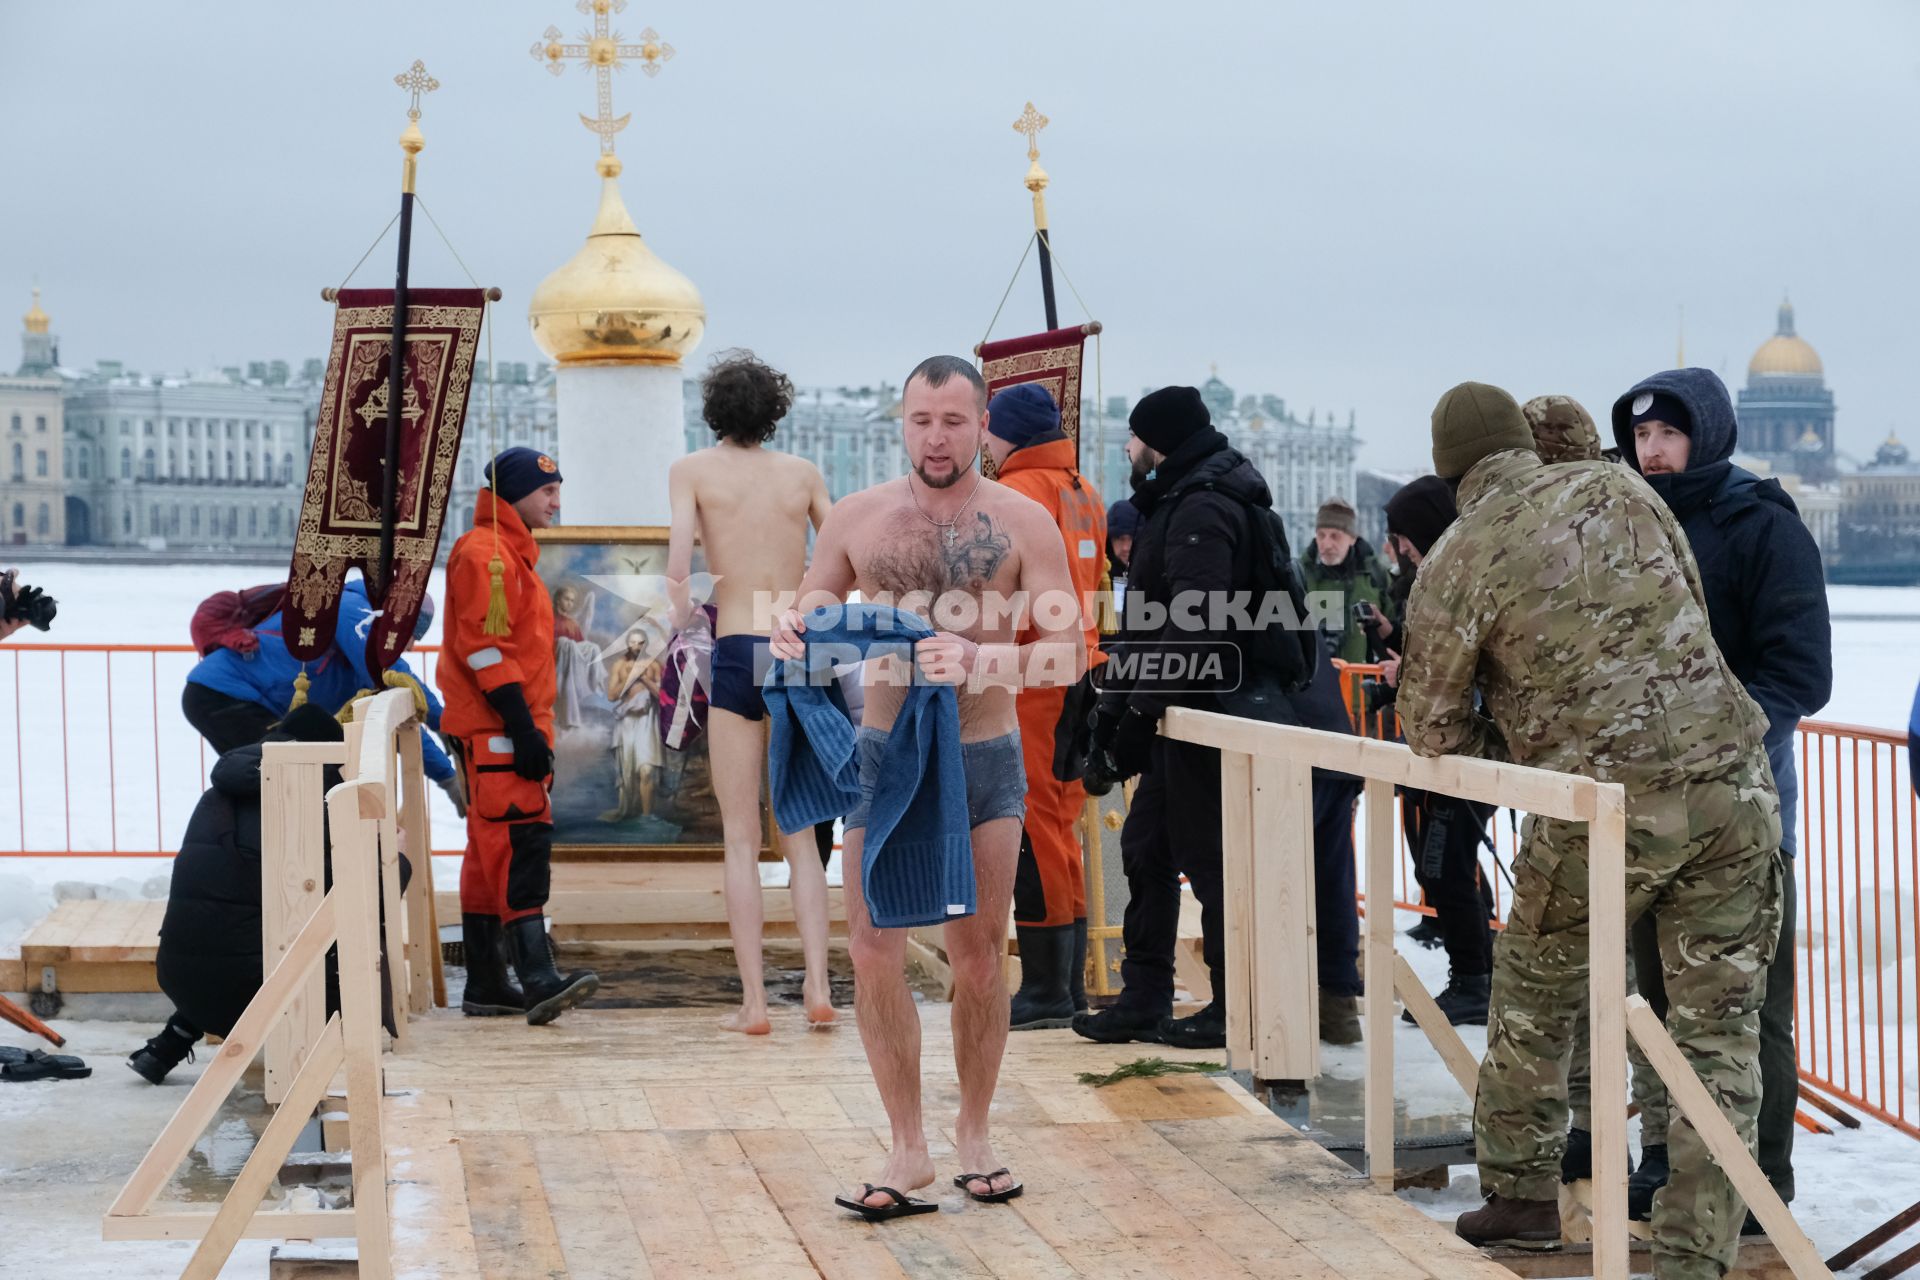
[381,1004,1512,1279]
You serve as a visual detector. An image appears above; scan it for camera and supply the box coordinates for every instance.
[1351,600,1378,626]
[0,572,56,632]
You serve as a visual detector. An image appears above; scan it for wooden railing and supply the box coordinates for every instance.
[1160,706,1832,1280]
[103,687,431,1279]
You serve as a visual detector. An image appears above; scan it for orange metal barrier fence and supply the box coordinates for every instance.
[0,641,455,858]
[1336,659,1920,1148]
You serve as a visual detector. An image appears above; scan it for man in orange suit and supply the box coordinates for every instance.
[986,384,1106,1028]
[439,448,599,1026]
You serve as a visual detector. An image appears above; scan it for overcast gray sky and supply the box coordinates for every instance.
[3,1,1916,469]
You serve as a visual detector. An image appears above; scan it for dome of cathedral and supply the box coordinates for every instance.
[1748,298,1821,380]
[22,287,49,335]
[527,172,704,366]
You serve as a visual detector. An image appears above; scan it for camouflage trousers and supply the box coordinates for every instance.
[1475,752,1781,1280]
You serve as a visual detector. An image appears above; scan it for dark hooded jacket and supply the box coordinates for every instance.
[1610,367,1831,751]
[158,735,407,1036]
[1109,428,1347,735]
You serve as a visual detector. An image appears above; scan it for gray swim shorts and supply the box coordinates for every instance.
[843,726,1026,832]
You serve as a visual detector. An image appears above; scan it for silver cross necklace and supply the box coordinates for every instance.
[908,469,984,549]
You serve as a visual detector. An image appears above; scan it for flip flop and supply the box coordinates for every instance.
[833,1184,939,1222]
[953,1169,1024,1204]
[0,1049,90,1081]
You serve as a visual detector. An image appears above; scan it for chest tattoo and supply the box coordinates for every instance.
[866,510,1014,598]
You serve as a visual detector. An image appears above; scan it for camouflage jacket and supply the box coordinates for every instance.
[1398,448,1768,789]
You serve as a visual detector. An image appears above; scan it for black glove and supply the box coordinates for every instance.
[483,683,553,781]
[1109,706,1161,778]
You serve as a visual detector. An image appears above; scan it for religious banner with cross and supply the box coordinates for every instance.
[283,287,484,672]
[975,323,1101,475]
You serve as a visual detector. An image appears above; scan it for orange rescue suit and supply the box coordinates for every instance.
[439,493,558,922]
[994,437,1106,926]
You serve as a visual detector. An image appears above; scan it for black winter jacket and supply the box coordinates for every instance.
[159,743,284,961]
[1611,368,1832,750]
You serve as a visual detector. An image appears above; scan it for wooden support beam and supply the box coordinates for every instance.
[181,1019,348,1279]
[1589,785,1630,1280]
[1391,953,1480,1103]
[261,745,339,1106]
[1626,997,1832,1279]
[102,1210,356,1243]
[1251,756,1316,1081]
[1363,778,1397,1186]
[1163,707,1599,823]
[1219,750,1255,1073]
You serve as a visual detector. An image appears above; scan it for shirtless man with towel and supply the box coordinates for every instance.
[772,354,1085,1218]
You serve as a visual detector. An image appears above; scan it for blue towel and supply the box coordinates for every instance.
[763,604,975,929]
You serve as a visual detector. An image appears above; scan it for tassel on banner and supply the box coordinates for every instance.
[483,555,512,636]
[289,667,311,711]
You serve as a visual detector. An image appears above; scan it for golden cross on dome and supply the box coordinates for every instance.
[394,59,439,122]
[1013,101,1049,161]
[531,0,675,175]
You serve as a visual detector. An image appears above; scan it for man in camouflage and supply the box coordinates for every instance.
[1397,381,1782,1280]
[1522,393,1603,465]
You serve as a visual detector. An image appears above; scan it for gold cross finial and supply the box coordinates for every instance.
[531,0,676,178]
[394,59,439,122]
[1013,101,1049,161]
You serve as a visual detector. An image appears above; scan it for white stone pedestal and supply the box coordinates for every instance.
[554,362,684,526]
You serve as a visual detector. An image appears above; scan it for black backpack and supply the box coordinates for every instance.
[1155,481,1318,694]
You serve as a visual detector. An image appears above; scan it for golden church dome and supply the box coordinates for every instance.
[527,172,704,366]
[1748,298,1821,379]
[22,287,49,335]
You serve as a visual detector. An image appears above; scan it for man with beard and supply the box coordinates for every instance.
[1297,496,1390,664]
[771,355,1082,1218]
[1603,369,1831,1224]
[1398,381,1780,1279]
[1069,386,1342,1050]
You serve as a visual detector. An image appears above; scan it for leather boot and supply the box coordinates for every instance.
[1159,1002,1226,1049]
[1628,1144,1669,1221]
[1455,1193,1561,1249]
[1010,923,1077,1030]
[505,914,600,1026]
[1071,1004,1165,1045]
[1070,917,1089,1013]
[1560,1126,1633,1184]
[1319,990,1362,1045]
[127,1011,199,1084]
[460,913,525,1017]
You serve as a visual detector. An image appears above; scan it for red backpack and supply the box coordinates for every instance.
[191,582,287,657]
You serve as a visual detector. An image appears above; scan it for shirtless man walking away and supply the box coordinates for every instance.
[668,350,835,1034]
[773,355,1085,1216]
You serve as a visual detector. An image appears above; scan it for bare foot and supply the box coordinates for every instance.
[953,1135,1017,1198]
[855,1146,936,1209]
[719,1005,771,1035]
[804,977,837,1028]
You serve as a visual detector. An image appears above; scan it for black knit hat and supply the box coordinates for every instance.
[1384,475,1458,559]
[485,447,564,504]
[1628,390,1692,437]
[1128,386,1211,455]
[271,702,347,744]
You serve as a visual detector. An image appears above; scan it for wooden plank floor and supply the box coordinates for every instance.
[381,1004,1512,1280]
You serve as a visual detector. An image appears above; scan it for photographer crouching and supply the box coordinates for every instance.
[1070,386,1342,1050]
[1373,476,1496,1025]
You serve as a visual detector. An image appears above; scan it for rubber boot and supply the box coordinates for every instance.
[1455,1193,1561,1250]
[1070,917,1090,1013]
[460,913,525,1017]
[1010,923,1077,1030]
[505,914,600,1026]
[127,1011,199,1084]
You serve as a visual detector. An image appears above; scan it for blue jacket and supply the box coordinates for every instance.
[1611,368,1832,754]
[186,581,453,781]
[762,604,974,929]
